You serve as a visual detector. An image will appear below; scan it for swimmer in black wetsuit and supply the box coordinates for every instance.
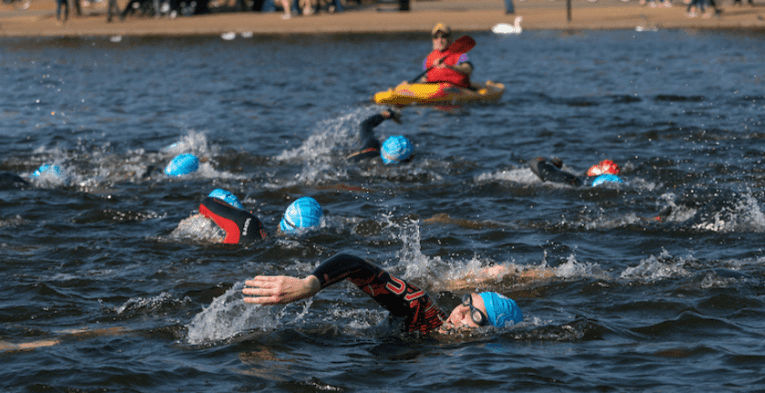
[0,173,29,188]
[243,253,526,334]
[528,157,624,187]
[347,110,414,165]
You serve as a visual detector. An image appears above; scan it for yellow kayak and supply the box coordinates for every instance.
[373,81,505,106]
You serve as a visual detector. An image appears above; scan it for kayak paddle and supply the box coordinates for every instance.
[409,35,476,84]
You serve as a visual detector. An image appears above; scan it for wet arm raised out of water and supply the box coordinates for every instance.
[442,264,556,292]
[242,253,447,333]
[347,111,400,162]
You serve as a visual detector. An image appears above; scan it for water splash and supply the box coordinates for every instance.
[170,214,225,244]
[186,283,279,345]
[620,249,693,282]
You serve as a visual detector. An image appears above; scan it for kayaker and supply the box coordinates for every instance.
[242,253,528,334]
[346,109,414,164]
[420,23,473,89]
[528,157,624,187]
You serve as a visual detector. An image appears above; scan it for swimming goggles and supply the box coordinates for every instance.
[462,294,489,327]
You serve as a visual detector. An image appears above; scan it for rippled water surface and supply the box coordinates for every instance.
[1,30,765,392]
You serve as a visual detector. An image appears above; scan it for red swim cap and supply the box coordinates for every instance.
[587,160,620,177]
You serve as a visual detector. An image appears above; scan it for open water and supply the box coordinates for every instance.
[1,29,764,392]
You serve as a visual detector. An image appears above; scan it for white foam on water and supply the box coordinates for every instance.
[691,191,765,233]
[475,167,539,185]
[169,214,225,244]
[272,108,379,187]
[619,248,693,282]
[115,291,190,315]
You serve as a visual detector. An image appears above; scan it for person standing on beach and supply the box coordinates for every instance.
[420,24,473,89]
[56,0,69,21]
[107,0,120,21]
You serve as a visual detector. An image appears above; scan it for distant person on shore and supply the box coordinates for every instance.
[504,0,515,14]
[419,24,473,89]
[527,157,624,187]
[107,0,120,21]
[56,0,69,21]
[346,109,414,165]
[242,253,552,334]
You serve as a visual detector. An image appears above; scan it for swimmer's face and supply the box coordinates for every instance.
[432,32,451,52]
[444,293,488,329]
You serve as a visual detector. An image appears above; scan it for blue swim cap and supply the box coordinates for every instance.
[380,135,413,164]
[208,188,244,209]
[279,196,323,234]
[479,292,523,327]
[165,153,199,177]
[31,164,64,179]
[591,174,624,187]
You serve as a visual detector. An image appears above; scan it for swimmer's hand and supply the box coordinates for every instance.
[242,275,321,305]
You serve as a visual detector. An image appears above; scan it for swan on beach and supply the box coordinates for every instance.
[492,16,522,34]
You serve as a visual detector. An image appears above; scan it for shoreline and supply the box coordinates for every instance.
[1,0,764,37]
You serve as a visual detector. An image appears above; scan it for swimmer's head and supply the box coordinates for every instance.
[587,160,620,177]
[479,292,523,327]
[165,153,199,177]
[31,164,64,179]
[380,135,414,164]
[208,188,244,209]
[591,174,624,187]
[279,196,323,234]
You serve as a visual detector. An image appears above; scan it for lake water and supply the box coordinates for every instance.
[1,29,764,392]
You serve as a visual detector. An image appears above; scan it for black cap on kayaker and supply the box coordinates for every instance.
[431,23,451,37]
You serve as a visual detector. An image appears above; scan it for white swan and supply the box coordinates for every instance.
[492,16,523,34]
[221,32,236,41]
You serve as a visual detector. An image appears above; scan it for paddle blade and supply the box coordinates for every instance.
[448,36,476,54]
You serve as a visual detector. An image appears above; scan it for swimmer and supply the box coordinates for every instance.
[278,196,324,234]
[143,153,201,179]
[346,110,414,164]
[0,173,29,188]
[528,157,624,187]
[197,188,267,244]
[243,253,526,334]
[188,190,323,244]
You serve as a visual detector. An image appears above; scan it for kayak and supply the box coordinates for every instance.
[373,81,505,106]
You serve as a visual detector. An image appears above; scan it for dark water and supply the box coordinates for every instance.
[1,30,765,392]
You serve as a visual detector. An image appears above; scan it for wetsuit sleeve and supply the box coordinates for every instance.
[528,157,583,187]
[0,173,28,187]
[311,253,447,334]
[199,197,266,244]
[347,114,384,162]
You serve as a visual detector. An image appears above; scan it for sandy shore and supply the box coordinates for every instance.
[0,0,764,37]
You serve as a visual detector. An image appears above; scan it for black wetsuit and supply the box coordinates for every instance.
[0,173,28,188]
[527,157,583,187]
[198,197,266,244]
[346,114,385,162]
[312,253,447,334]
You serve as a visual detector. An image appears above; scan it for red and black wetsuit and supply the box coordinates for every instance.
[311,253,447,334]
[198,197,266,244]
[346,114,385,162]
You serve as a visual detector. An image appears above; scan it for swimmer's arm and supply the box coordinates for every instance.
[242,275,321,305]
[443,265,554,291]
